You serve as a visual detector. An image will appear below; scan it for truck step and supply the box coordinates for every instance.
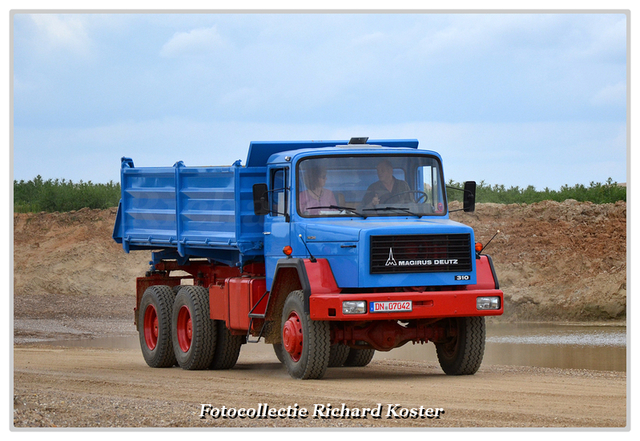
[246,290,271,343]
[246,317,266,343]
[248,290,270,319]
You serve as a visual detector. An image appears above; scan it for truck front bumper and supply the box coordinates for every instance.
[309,289,503,321]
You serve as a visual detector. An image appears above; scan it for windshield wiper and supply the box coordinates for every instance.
[306,205,367,218]
[362,206,422,218]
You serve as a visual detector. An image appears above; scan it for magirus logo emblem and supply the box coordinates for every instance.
[384,247,458,267]
[385,248,397,266]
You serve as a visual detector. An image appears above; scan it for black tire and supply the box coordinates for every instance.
[343,348,375,367]
[435,316,485,375]
[138,285,177,368]
[273,343,286,364]
[210,320,243,370]
[172,286,217,370]
[328,344,351,367]
[280,290,330,379]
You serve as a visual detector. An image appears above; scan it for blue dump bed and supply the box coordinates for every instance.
[112,139,420,267]
[112,158,266,266]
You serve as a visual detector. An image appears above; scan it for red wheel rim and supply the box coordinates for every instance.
[143,304,159,350]
[176,305,193,353]
[282,311,303,362]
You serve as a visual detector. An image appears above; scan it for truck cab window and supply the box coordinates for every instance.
[297,155,446,218]
[271,168,288,217]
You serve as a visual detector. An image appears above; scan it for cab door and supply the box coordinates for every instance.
[263,166,291,289]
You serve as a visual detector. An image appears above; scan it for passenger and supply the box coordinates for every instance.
[362,160,411,207]
[299,166,337,215]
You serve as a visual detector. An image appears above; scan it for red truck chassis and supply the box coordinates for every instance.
[134,255,502,353]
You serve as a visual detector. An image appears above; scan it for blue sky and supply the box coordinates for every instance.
[11,12,628,190]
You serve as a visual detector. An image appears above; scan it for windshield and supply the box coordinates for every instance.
[297,154,446,218]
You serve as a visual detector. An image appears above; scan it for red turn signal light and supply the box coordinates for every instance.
[475,242,483,253]
[283,246,293,256]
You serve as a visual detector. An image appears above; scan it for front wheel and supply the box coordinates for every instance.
[343,348,375,367]
[280,290,330,379]
[435,316,485,375]
[273,343,286,364]
[328,344,351,367]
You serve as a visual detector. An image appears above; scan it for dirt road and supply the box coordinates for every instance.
[13,341,626,428]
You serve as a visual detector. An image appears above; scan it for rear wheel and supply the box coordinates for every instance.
[280,290,330,379]
[210,320,243,370]
[138,285,176,368]
[172,286,216,370]
[435,316,485,375]
[343,348,375,367]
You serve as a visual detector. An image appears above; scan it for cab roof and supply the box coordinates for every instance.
[245,138,419,168]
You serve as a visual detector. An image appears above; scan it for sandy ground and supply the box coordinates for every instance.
[11,201,628,428]
[13,343,626,428]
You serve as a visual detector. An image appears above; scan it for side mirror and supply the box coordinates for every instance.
[463,181,476,213]
[252,183,269,215]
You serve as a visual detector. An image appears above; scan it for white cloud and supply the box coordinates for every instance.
[350,32,386,47]
[578,15,627,62]
[28,14,91,56]
[591,82,626,107]
[160,26,226,58]
[408,15,530,62]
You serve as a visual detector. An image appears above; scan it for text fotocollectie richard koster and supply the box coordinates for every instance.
[199,403,445,420]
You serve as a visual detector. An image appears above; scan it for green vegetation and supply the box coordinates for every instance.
[446,178,626,205]
[14,176,121,213]
[14,175,626,213]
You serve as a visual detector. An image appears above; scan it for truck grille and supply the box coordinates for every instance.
[370,234,472,274]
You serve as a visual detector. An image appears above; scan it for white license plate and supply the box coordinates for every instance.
[369,300,412,313]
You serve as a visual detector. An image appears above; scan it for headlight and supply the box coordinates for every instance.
[343,300,366,315]
[476,296,501,310]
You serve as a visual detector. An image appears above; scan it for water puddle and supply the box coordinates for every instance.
[377,323,627,372]
[486,323,626,347]
[39,336,141,349]
[35,323,627,372]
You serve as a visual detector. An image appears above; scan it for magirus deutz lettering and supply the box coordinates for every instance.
[397,258,459,267]
[386,248,458,267]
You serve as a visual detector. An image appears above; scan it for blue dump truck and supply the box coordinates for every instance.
[113,137,503,379]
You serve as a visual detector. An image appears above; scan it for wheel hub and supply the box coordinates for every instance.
[176,305,193,353]
[143,304,158,350]
[282,311,303,362]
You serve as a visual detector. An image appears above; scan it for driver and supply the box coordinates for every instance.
[362,160,411,207]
